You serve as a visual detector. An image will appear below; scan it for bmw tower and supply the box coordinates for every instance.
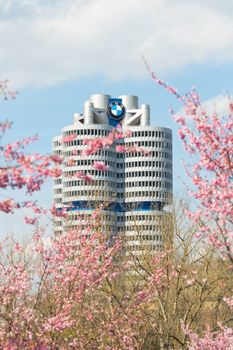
[53,94,172,253]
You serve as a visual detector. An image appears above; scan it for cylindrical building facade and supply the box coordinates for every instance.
[53,94,172,253]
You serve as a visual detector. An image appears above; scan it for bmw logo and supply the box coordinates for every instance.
[108,100,125,121]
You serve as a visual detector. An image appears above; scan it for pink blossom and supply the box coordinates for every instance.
[229,102,233,113]
[75,171,93,182]
[184,325,233,350]
[61,134,76,143]
[0,198,15,213]
[93,161,109,171]
[50,154,63,164]
[66,158,76,166]
[116,145,126,152]
[51,204,68,218]
[14,242,23,252]
[24,216,38,225]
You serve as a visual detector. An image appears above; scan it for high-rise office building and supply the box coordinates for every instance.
[53,94,172,253]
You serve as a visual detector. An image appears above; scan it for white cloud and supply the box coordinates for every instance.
[0,0,232,87]
[202,94,232,117]
[177,93,232,120]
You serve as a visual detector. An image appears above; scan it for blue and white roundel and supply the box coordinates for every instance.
[112,104,123,117]
[108,101,125,121]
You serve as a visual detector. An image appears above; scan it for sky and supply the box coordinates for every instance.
[0,0,232,238]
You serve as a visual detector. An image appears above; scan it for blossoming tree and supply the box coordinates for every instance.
[143,57,233,349]
[0,72,232,349]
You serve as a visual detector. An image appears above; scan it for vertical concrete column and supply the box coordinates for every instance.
[141,104,150,126]
[89,94,110,109]
[84,101,94,125]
